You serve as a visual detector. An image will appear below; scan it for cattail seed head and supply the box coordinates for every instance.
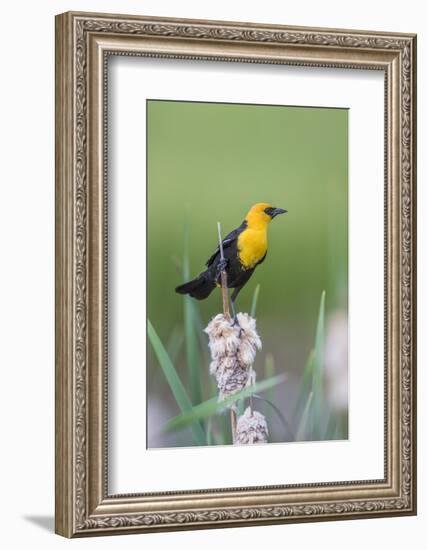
[209,356,249,401]
[235,407,269,444]
[204,313,261,402]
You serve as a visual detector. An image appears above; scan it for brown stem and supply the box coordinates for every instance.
[230,408,237,444]
[217,222,230,320]
[217,221,235,440]
[249,366,254,413]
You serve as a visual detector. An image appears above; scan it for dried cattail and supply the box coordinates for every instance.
[235,407,269,444]
[205,313,261,401]
[235,313,262,367]
[209,222,267,443]
[205,313,241,359]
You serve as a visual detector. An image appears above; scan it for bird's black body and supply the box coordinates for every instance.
[175,220,264,302]
[175,203,286,313]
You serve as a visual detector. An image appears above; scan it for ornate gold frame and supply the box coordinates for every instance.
[55,11,417,537]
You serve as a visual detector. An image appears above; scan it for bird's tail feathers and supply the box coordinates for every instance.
[175,273,215,300]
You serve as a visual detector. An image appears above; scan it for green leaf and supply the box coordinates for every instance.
[296,391,314,441]
[250,284,261,318]
[165,374,286,433]
[147,320,206,445]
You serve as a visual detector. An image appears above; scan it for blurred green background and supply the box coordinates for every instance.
[147,100,348,448]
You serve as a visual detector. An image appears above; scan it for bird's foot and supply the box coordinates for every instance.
[216,258,228,276]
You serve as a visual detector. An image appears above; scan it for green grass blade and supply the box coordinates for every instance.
[331,412,347,440]
[296,391,314,441]
[311,290,326,437]
[216,414,228,445]
[252,394,294,441]
[313,290,326,389]
[190,299,210,365]
[323,412,336,440]
[293,349,315,418]
[264,353,275,407]
[184,297,203,404]
[183,230,203,405]
[167,325,184,364]
[250,284,261,317]
[148,320,206,445]
[293,291,326,430]
[206,418,213,446]
[165,374,286,432]
[264,353,275,429]
[236,399,245,416]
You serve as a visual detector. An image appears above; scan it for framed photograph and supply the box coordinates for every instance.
[55,11,417,537]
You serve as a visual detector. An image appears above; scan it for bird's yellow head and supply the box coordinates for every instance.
[245,202,287,229]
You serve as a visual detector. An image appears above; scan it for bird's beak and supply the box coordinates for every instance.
[271,207,287,218]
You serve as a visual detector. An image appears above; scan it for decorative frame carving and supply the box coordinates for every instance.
[55,11,417,537]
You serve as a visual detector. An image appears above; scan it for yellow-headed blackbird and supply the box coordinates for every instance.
[175,203,287,315]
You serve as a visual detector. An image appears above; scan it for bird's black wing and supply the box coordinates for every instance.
[205,220,247,267]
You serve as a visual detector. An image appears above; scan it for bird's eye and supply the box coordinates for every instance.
[264,207,274,216]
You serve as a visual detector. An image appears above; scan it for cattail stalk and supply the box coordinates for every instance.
[217,222,231,321]
[216,221,236,440]
[205,221,269,445]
